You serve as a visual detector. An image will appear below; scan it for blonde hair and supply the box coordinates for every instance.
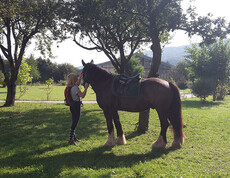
[67,73,78,87]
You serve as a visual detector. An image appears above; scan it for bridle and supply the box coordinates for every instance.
[82,64,90,84]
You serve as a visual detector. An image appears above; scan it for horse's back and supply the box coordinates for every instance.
[117,78,173,112]
[141,78,170,91]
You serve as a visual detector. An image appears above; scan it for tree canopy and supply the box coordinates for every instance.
[64,0,146,74]
[62,0,230,77]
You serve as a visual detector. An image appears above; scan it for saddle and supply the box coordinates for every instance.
[111,74,141,97]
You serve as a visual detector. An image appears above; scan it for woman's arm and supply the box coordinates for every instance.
[77,83,89,98]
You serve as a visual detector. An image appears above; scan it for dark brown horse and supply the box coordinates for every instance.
[82,60,184,149]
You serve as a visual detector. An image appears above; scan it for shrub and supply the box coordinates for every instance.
[214,83,228,101]
[58,80,66,86]
[45,78,54,100]
[191,78,215,101]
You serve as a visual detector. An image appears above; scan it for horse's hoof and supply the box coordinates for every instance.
[116,134,126,145]
[151,135,167,149]
[171,137,184,148]
[104,141,116,147]
[104,131,116,147]
[171,141,181,148]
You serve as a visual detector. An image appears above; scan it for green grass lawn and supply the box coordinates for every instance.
[0,96,230,177]
[0,85,191,102]
[0,85,96,101]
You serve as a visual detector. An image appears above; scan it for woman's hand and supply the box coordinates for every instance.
[84,83,89,89]
[77,82,89,98]
[79,72,83,79]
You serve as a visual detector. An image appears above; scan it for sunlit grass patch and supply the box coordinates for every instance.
[0,85,96,101]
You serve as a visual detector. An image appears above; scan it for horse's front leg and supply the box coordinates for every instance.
[113,110,126,145]
[103,110,116,147]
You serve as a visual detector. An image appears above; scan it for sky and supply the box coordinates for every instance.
[26,0,230,68]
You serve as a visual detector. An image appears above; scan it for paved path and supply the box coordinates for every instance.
[0,93,195,104]
[0,100,97,104]
[180,92,195,99]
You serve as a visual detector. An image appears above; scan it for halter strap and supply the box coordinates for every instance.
[83,64,91,83]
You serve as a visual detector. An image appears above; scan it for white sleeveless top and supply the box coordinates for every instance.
[71,85,81,101]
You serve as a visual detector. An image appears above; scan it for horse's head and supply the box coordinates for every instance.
[82,59,94,85]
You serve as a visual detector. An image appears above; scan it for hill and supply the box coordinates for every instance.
[144,45,190,65]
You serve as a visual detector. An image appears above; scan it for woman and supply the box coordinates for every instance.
[66,73,89,145]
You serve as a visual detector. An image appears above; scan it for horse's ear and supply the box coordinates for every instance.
[90,60,94,64]
[82,60,86,66]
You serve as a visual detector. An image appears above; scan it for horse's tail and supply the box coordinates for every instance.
[168,82,184,147]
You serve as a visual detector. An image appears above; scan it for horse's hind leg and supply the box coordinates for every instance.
[103,110,116,147]
[152,112,169,149]
[113,110,126,145]
[169,115,184,148]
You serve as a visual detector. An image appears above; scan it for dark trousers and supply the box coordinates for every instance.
[69,102,81,139]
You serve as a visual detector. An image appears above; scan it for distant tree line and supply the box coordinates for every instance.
[27,55,78,84]
[0,55,78,85]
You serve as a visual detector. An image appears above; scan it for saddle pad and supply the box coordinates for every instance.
[111,75,141,97]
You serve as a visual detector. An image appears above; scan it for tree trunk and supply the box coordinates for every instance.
[4,81,17,107]
[137,35,162,133]
[138,109,150,133]
[149,38,162,78]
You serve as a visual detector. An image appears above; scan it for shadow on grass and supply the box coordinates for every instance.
[126,130,143,140]
[0,144,177,178]
[0,103,179,177]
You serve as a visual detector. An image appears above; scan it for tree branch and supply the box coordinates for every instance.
[128,37,141,62]
[73,34,99,51]
[6,19,14,69]
[12,23,19,61]
[0,44,8,58]
[102,47,121,73]
[0,55,9,84]
[16,19,41,70]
